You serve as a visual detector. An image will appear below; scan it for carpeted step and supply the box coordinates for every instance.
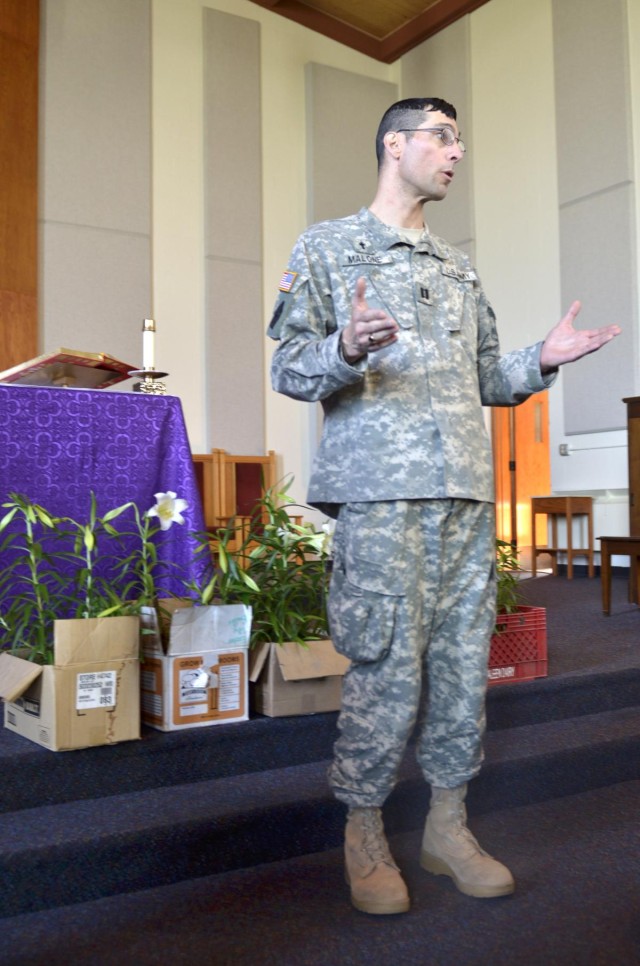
[2,663,639,817]
[1,780,639,966]
[2,704,640,919]
[0,711,341,816]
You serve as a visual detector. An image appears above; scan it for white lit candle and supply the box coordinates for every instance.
[142,318,156,370]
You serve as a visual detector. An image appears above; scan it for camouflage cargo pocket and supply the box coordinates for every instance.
[328,502,407,664]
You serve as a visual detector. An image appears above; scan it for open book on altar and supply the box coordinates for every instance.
[0,348,136,389]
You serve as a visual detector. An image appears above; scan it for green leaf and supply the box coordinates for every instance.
[0,507,18,532]
[97,603,128,617]
[200,576,217,605]
[102,502,133,522]
[240,572,260,593]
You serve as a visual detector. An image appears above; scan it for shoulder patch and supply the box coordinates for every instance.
[267,300,285,337]
[279,270,298,292]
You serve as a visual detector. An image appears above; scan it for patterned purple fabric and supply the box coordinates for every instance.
[0,385,207,597]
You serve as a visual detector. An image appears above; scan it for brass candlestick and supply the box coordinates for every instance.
[129,368,169,395]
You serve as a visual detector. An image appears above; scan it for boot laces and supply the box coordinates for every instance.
[430,794,491,858]
[360,811,394,865]
[450,815,488,857]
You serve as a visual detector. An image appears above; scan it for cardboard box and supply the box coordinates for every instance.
[141,602,251,731]
[249,639,349,717]
[0,616,140,751]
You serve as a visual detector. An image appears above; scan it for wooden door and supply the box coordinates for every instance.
[492,392,551,563]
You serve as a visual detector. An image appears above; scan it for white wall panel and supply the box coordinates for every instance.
[305,64,396,223]
[553,0,632,206]
[469,0,560,354]
[206,260,264,453]
[40,0,151,233]
[401,16,473,251]
[559,185,636,433]
[553,0,639,434]
[203,8,264,453]
[40,223,150,369]
[39,0,151,383]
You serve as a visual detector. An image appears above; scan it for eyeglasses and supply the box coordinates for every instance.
[396,127,466,153]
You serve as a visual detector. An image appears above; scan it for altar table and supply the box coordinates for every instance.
[0,385,207,598]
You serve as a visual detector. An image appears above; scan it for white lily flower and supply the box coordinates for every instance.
[276,526,297,547]
[320,521,334,554]
[147,491,188,531]
[303,530,326,553]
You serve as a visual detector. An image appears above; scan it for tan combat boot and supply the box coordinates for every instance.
[420,784,515,898]
[344,807,410,915]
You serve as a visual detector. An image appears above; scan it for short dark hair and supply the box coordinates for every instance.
[375,97,457,167]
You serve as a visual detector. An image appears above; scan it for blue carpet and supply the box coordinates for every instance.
[1,781,638,966]
[0,575,638,961]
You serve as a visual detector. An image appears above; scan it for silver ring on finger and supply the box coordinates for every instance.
[368,333,376,345]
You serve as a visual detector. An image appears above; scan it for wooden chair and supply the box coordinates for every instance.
[191,448,278,551]
[531,495,594,579]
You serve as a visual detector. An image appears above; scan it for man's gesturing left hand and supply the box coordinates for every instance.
[540,300,621,373]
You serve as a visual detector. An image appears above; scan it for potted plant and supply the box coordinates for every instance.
[0,490,189,749]
[488,538,547,686]
[187,479,349,717]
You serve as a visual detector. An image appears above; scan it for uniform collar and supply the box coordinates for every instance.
[356,207,447,260]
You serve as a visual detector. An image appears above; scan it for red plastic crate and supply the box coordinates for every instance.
[487,605,547,686]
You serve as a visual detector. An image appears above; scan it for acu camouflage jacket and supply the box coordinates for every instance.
[268,207,555,518]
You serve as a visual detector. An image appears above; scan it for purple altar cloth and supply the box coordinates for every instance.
[0,385,207,597]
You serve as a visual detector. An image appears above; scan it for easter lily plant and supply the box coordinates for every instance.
[0,478,332,662]
[186,478,331,648]
[0,490,189,663]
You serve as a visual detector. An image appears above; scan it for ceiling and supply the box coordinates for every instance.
[248,0,491,63]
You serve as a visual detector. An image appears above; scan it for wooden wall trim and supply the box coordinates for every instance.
[0,0,39,370]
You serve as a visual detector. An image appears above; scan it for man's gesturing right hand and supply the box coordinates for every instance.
[340,277,399,363]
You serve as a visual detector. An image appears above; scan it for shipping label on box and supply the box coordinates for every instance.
[76,669,118,709]
[141,603,251,731]
[171,650,245,726]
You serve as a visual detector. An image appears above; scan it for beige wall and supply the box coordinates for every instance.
[39,0,640,526]
[40,0,151,377]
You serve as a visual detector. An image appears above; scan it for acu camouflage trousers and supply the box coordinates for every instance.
[327,498,496,807]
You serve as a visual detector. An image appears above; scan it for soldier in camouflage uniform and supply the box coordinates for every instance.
[268,98,620,916]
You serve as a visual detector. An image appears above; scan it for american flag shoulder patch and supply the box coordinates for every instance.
[279,270,297,292]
